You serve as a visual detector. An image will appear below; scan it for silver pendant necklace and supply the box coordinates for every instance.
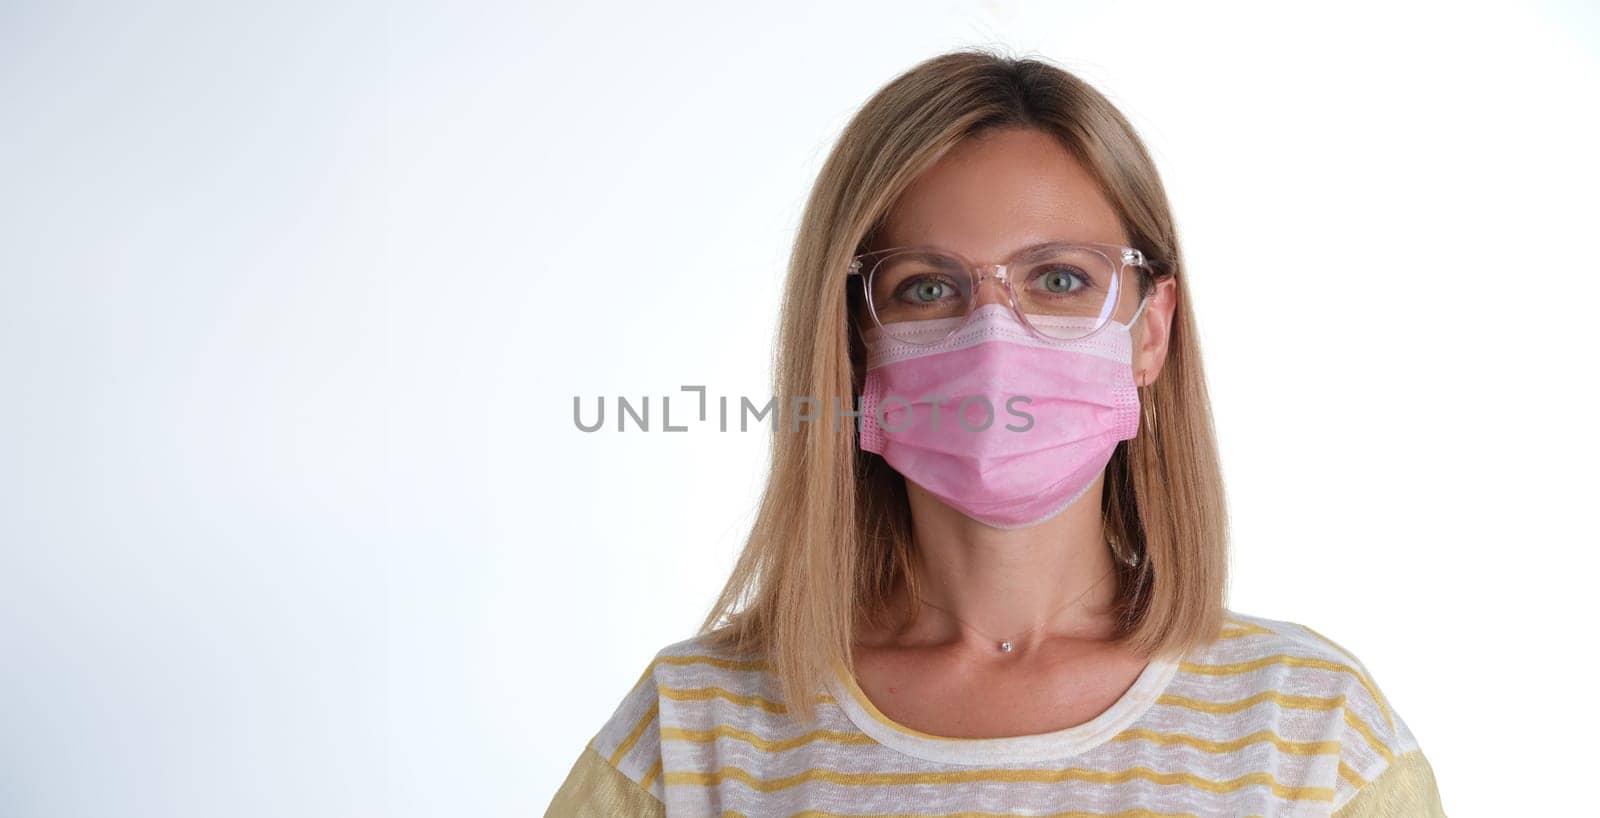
[916,566,1118,654]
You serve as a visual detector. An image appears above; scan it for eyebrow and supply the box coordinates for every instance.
[1010,239,1094,261]
[866,238,1116,262]
[926,239,1105,264]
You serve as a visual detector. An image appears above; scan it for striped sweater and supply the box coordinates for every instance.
[544,609,1446,817]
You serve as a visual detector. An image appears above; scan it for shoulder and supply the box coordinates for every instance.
[1200,609,1413,751]
[1191,610,1444,815]
[548,631,769,815]
[641,629,774,706]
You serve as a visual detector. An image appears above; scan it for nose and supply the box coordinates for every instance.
[971,265,1012,308]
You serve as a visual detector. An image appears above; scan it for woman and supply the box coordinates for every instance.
[546,49,1446,817]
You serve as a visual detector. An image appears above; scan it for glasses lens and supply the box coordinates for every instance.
[860,245,1137,344]
[1012,246,1122,340]
[866,250,973,343]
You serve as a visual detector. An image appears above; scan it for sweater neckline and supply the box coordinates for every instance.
[824,649,1183,766]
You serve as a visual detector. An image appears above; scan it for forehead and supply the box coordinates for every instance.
[877,126,1127,259]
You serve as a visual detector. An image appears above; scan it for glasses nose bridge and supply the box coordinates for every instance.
[969,260,1015,307]
[971,260,1011,283]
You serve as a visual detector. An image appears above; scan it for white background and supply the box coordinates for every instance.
[3,1,1596,815]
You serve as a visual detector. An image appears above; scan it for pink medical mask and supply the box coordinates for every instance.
[858,301,1146,529]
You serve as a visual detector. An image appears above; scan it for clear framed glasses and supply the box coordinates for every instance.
[847,240,1155,344]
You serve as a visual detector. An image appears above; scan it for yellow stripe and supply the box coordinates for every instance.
[639,756,664,791]
[608,700,658,767]
[1179,653,1397,735]
[626,653,772,696]
[634,627,1391,766]
[1220,621,1274,639]
[1337,759,1369,790]
[1158,689,1392,761]
[1342,707,1395,764]
[661,725,878,751]
[1181,652,1365,680]
[1291,623,1361,665]
[663,764,1334,802]
[1109,727,1340,756]
[1158,689,1345,715]
[1219,617,1397,736]
[659,683,837,715]
[654,653,770,673]
[662,719,1339,760]
[1294,623,1397,732]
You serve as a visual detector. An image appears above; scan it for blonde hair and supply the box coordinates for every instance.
[698,47,1230,724]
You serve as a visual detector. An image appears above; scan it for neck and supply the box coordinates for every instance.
[884,474,1122,655]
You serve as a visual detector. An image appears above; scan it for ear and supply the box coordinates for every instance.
[1132,276,1178,388]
